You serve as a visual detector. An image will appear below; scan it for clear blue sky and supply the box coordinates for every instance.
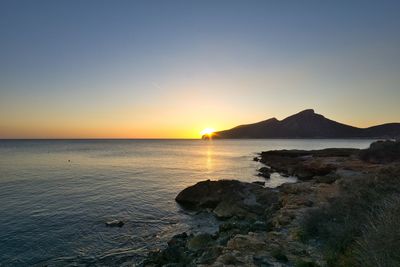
[1,0,400,138]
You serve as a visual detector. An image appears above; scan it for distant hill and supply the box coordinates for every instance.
[205,109,400,139]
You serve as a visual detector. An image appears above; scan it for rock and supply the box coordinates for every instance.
[253,255,272,266]
[258,173,271,179]
[187,233,214,251]
[359,140,400,163]
[142,232,190,266]
[213,200,252,219]
[259,149,354,179]
[160,246,184,263]
[271,247,289,262]
[252,220,268,231]
[175,180,279,220]
[219,222,237,232]
[258,167,272,178]
[218,220,269,237]
[217,253,242,265]
[259,167,271,173]
[105,220,124,227]
[279,182,313,195]
[294,259,320,267]
[274,213,294,227]
[167,232,188,247]
[261,148,358,159]
[219,221,251,232]
[314,174,338,184]
[294,163,336,180]
[143,145,391,267]
[218,234,236,246]
[303,199,314,207]
[196,246,223,264]
[227,234,265,251]
[175,179,235,209]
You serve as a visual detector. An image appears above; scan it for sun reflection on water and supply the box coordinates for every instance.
[206,143,213,172]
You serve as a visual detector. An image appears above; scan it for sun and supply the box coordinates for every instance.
[200,128,215,137]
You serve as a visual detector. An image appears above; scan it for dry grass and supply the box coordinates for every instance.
[353,195,400,267]
[300,166,400,266]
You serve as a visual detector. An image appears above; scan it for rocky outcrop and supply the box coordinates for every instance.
[142,140,400,267]
[175,179,279,219]
[259,148,358,180]
[359,139,400,163]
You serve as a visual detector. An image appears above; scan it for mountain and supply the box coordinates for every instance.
[205,109,400,139]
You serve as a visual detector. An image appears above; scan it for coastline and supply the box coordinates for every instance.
[141,140,400,266]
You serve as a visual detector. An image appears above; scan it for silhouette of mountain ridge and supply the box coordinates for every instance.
[205,109,400,139]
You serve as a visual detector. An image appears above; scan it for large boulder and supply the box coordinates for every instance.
[175,180,279,219]
[359,140,400,163]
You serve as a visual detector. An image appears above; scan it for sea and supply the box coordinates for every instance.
[0,139,374,266]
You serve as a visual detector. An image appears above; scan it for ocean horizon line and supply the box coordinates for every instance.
[0,137,382,141]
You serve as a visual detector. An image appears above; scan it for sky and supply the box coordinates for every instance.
[1,0,400,139]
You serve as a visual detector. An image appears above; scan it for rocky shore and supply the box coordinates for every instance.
[141,140,400,267]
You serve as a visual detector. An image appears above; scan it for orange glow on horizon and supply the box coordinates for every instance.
[200,128,215,138]
[1,106,398,139]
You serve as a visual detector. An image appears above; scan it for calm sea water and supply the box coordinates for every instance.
[0,139,374,266]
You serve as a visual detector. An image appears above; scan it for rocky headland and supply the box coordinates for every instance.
[142,140,400,267]
[205,109,400,139]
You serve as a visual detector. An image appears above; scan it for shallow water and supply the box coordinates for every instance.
[0,139,374,266]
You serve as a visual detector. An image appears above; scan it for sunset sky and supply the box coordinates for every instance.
[1,1,400,138]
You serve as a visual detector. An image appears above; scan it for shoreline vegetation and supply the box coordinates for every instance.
[141,139,400,267]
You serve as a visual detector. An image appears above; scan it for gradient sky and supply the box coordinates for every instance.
[1,0,400,138]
